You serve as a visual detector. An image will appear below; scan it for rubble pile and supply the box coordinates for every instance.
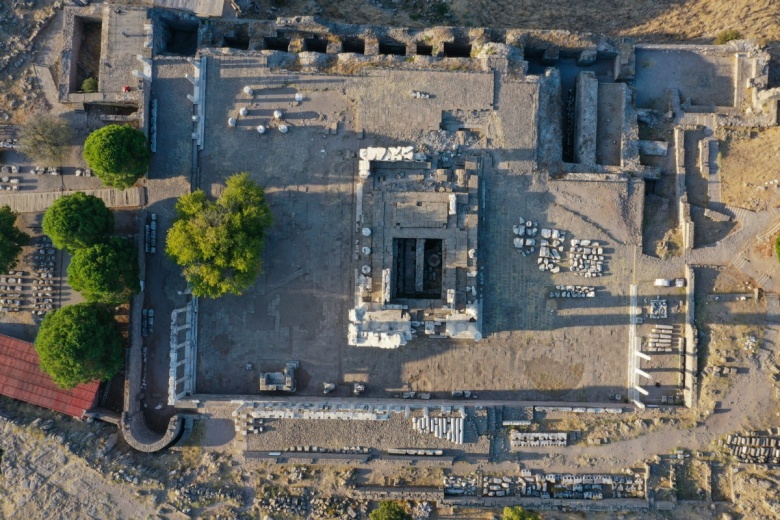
[173,484,242,506]
[649,298,668,319]
[411,501,433,520]
[512,217,538,256]
[569,239,606,277]
[309,496,367,519]
[550,285,596,298]
[443,474,478,496]
[258,494,310,517]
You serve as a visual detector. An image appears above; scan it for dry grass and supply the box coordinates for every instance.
[526,357,584,391]
[675,459,709,500]
[720,127,780,211]
[312,0,780,44]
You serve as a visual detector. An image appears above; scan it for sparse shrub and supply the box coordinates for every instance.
[775,234,780,262]
[18,114,73,165]
[81,77,98,93]
[503,506,541,520]
[714,30,741,45]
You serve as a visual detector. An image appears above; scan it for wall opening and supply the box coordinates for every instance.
[264,36,290,52]
[70,16,103,93]
[443,42,471,58]
[392,238,443,299]
[303,37,328,53]
[416,44,433,56]
[341,38,365,54]
[222,33,249,50]
[160,20,199,56]
[378,42,407,56]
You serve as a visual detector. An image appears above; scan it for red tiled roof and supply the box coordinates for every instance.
[0,332,100,418]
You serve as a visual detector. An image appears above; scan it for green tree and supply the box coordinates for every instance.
[68,237,140,305]
[166,172,273,298]
[83,124,150,189]
[18,113,73,166]
[35,303,124,389]
[503,506,541,520]
[0,205,30,273]
[43,192,114,251]
[81,77,98,93]
[369,501,411,520]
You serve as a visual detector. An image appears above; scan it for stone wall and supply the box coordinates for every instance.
[674,127,695,251]
[58,5,103,102]
[683,264,698,408]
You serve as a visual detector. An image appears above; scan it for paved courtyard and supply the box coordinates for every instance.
[192,56,634,402]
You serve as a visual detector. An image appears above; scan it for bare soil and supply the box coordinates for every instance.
[695,267,766,418]
[720,127,780,211]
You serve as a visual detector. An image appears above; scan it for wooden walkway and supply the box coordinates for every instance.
[0,187,145,213]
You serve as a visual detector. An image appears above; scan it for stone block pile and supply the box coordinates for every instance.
[443,474,478,496]
[550,285,596,298]
[0,235,57,319]
[569,239,606,277]
[517,471,645,500]
[144,214,158,254]
[0,137,18,149]
[482,476,514,497]
[645,324,680,352]
[537,227,566,273]
[141,308,154,337]
[411,413,466,444]
[724,431,780,464]
[512,217,538,257]
[510,431,568,448]
[285,445,369,455]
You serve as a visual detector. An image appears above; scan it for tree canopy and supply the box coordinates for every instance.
[369,501,412,520]
[68,237,140,305]
[43,192,114,251]
[166,172,273,298]
[0,205,30,273]
[503,506,541,520]
[35,303,125,389]
[83,124,150,189]
[18,113,73,166]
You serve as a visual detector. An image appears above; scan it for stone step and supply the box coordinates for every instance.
[731,255,748,270]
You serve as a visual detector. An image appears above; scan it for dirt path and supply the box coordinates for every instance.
[521,299,777,473]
